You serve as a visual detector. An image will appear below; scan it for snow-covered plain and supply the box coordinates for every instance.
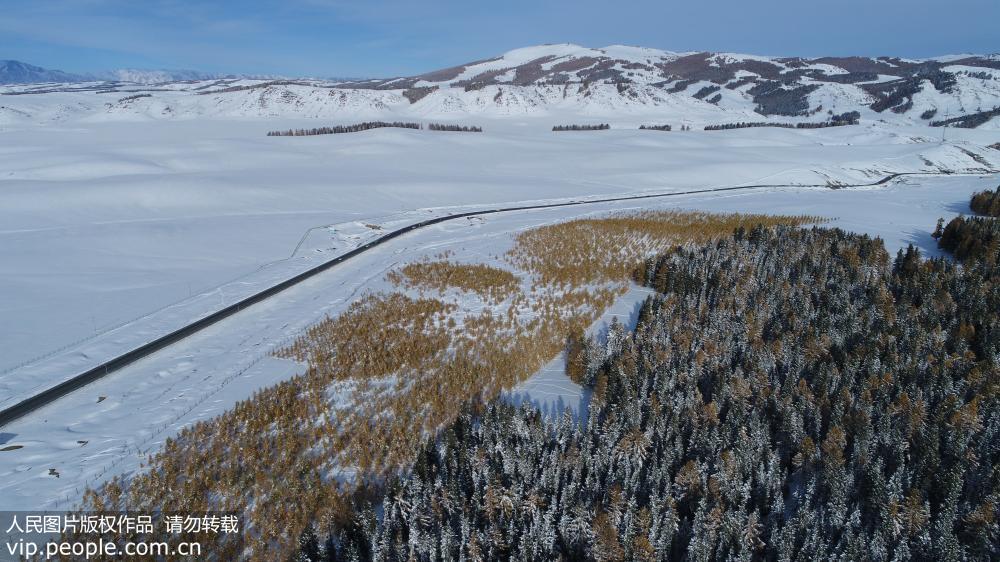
[3,117,997,374]
[0,83,999,513]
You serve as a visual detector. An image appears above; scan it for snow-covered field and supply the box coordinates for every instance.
[2,117,997,374]
[0,91,998,513]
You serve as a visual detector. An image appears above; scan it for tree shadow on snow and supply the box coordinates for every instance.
[904,228,946,259]
[505,379,593,427]
[942,200,973,215]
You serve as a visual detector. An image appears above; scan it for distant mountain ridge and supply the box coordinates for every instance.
[0,60,83,84]
[340,44,1000,117]
[2,45,999,127]
[95,68,221,84]
[0,60,270,85]
[381,44,1000,89]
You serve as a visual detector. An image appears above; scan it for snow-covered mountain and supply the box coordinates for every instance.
[345,44,1000,119]
[0,60,252,85]
[95,68,222,84]
[360,44,1000,91]
[0,60,218,84]
[0,60,83,84]
[2,45,999,128]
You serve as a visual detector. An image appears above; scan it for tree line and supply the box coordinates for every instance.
[934,213,1000,263]
[692,85,721,100]
[704,117,858,131]
[267,122,421,136]
[116,93,151,103]
[553,124,611,131]
[294,194,999,561]
[267,122,484,136]
[427,123,482,132]
[931,106,1000,129]
[969,186,1000,217]
[639,124,672,131]
[705,122,796,131]
[958,70,995,80]
[197,80,311,96]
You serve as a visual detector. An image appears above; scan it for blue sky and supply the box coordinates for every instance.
[1,0,997,77]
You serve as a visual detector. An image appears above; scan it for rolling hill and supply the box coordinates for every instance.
[2,44,999,127]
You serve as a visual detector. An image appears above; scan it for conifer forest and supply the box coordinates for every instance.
[297,197,999,562]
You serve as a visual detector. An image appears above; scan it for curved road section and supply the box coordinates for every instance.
[0,171,986,427]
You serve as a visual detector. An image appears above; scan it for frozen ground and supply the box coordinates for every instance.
[0,108,998,512]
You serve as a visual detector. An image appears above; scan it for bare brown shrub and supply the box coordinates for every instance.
[386,260,520,302]
[72,210,819,560]
[507,210,822,286]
